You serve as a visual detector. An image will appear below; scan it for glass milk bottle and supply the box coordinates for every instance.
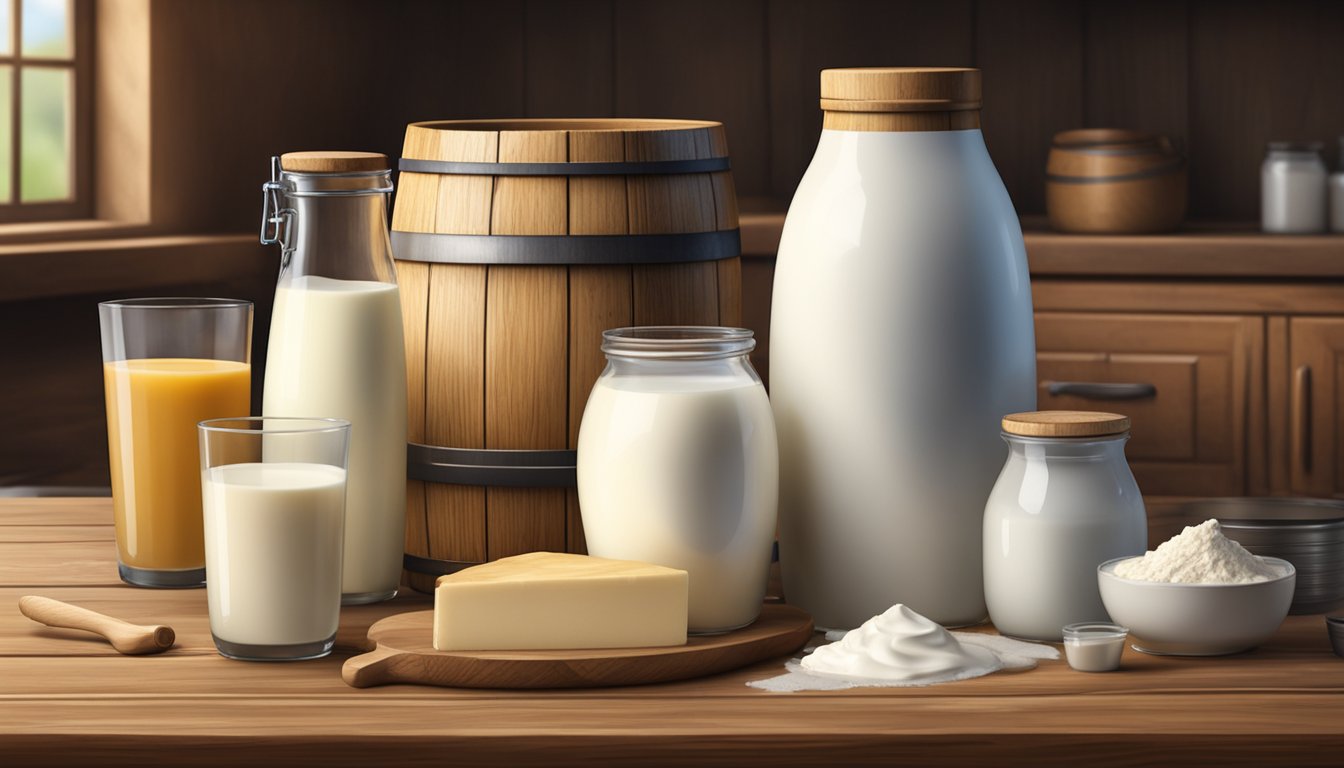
[771,68,1037,630]
[983,411,1148,642]
[576,327,778,634]
[260,151,407,604]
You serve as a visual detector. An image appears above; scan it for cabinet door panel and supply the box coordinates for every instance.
[1037,352,1197,460]
[1036,313,1263,497]
[1288,318,1344,497]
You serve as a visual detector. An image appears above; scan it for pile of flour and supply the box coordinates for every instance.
[1113,519,1282,584]
[746,604,1057,693]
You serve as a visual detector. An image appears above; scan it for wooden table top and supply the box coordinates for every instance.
[5,498,1344,766]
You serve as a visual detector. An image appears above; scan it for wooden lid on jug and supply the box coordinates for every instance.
[820,68,981,132]
[820,68,981,112]
[279,151,389,173]
[1001,411,1131,438]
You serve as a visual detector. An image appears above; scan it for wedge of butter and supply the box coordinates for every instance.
[432,551,689,651]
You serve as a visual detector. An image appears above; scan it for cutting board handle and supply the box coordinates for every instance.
[343,645,408,688]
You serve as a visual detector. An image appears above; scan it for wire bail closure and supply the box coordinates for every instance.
[259,156,296,266]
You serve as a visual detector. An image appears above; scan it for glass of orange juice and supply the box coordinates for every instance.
[99,298,253,588]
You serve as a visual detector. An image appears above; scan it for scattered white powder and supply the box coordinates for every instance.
[746,604,1058,693]
[1113,518,1282,584]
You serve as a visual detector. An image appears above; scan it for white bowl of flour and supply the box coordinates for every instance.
[1098,521,1295,656]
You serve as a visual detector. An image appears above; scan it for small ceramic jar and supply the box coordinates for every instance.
[1262,141,1328,233]
[983,411,1148,642]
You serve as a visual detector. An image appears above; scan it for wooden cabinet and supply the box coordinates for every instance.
[1035,313,1263,497]
[1284,318,1344,497]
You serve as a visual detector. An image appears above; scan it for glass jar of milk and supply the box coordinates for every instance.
[576,327,778,634]
[259,152,407,605]
[983,411,1148,642]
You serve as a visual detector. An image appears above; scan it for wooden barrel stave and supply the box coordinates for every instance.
[393,119,741,591]
[399,258,432,593]
[422,264,487,592]
[484,265,568,560]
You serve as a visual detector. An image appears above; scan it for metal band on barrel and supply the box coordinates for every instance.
[398,157,731,176]
[391,230,740,265]
[402,553,482,578]
[407,443,577,487]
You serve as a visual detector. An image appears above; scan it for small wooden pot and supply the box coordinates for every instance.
[1045,129,1187,234]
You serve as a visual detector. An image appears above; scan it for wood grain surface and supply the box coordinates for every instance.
[425,264,488,568]
[5,499,1344,766]
[483,266,568,559]
[342,605,812,689]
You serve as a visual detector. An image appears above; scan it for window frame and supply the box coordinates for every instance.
[0,0,93,224]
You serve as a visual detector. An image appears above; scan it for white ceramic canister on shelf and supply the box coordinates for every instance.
[1262,141,1328,233]
[260,152,408,605]
[771,68,1037,630]
[983,411,1148,642]
[577,327,778,634]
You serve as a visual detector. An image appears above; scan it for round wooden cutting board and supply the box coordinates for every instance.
[342,604,813,689]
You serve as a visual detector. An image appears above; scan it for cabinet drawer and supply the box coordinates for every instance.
[1035,313,1264,497]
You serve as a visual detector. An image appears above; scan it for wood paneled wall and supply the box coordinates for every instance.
[7,0,1342,489]
[147,0,1344,233]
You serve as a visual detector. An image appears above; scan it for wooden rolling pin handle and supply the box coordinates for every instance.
[342,645,406,689]
[18,596,175,655]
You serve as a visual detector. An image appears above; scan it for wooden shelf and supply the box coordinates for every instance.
[0,234,272,302]
[741,211,1344,279]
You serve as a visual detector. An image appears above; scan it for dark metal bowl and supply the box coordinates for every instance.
[1176,498,1344,615]
[1327,617,1344,658]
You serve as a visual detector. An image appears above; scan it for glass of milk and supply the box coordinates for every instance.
[198,417,351,661]
[576,327,778,634]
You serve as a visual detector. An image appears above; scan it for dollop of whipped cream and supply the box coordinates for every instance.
[799,604,999,683]
[1113,519,1282,584]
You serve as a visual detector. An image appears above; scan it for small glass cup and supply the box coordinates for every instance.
[99,298,253,588]
[198,417,350,661]
[1062,622,1129,672]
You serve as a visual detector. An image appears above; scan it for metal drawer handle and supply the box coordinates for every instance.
[1046,381,1157,400]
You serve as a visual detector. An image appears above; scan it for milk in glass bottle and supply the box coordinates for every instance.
[771,68,1036,629]
[260,152,407,604]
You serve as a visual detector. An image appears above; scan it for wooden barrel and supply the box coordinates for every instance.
[392,118,742,593]
[1045,128,1187,234]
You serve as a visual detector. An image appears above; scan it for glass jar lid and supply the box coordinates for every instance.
[601,326,755,361]
[1001,410,1130,438]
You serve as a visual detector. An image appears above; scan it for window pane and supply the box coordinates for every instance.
[0,66,10,203]
[20,66,70,202]
[0,0,12,57]
[21,0,69,58]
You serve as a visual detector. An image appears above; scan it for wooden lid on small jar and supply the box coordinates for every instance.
[819,67,982,113]
[1001,411,1131,438]
[279,151,389,173]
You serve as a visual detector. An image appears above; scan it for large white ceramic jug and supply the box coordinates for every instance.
[771,68,1036,629]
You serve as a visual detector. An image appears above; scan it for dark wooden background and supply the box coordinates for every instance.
[153,0,1344,232]
[4,0,1344,489]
